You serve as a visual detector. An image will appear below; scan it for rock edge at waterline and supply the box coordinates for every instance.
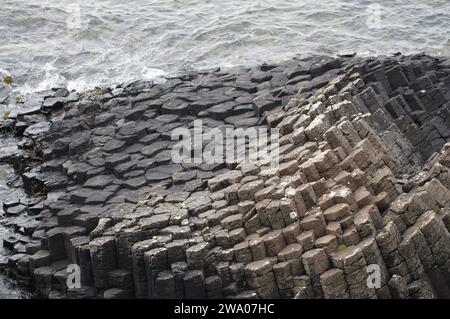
[1,53,450,299]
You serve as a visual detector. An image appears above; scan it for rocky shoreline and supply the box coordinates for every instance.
[0,53,450,299]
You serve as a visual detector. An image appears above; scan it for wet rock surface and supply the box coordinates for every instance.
[0,163,32,298]
[0,53,450,299]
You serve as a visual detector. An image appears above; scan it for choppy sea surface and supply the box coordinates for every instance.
[0,0,449,95]
[0,0,449,298]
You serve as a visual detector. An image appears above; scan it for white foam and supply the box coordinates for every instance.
[142,68,168,81]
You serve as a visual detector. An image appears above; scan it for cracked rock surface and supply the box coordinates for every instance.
[1,53,450,299]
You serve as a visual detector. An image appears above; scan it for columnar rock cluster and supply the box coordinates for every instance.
[1,53,449,299]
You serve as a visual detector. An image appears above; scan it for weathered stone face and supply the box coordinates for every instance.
[1,53,450,300]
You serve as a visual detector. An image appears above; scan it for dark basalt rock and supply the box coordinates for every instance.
[140,141,169,157]
[1,53,450,300]
[103,139,126,153]
[42,97,66,114]
[145,164,183,184]
[23,121,51,139]
[253,93,281,116]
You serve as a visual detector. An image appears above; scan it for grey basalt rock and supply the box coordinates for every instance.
[42,97,66,114]
[23,121,51,139]
[1,53,450,300]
